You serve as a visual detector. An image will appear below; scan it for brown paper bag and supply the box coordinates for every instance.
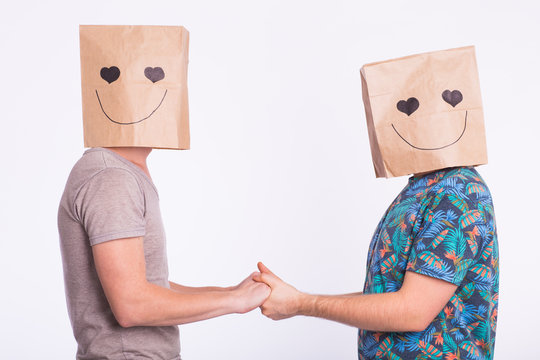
[80,25,190,149]
[360,46,487,178]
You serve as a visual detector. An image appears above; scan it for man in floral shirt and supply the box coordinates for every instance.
[358,167,498,359]
[253,47,499,359]
[254,166,498,359]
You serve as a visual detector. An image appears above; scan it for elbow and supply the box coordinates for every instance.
[114,306,141,328]
[406,310,436,332]
[115,314,137,328]
[111,300,147,328]
[409,316,432,332]
[400,300,435,332]
[116,318,132,328]
[106,285,152,328]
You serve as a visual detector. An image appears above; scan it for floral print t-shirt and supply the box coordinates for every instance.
[358,167,499,360]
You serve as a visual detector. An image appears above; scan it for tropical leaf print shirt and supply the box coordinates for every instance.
[358,167,499,360]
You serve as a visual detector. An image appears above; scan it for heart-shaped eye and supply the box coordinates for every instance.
[442,90,463,107]
[144,67,165,83]
[100,66,120,84]
[396,97,419,116]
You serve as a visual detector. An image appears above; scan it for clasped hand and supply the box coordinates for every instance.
[253,262,306,320]
[234,262,306,320]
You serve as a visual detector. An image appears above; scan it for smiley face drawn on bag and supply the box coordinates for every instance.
[391,90,467,151]
[96,66,167,125]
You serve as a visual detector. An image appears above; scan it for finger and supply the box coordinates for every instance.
[252,272,269,284]
[257,262,277,277]
[253,272,278,287]
[261,306,270,317]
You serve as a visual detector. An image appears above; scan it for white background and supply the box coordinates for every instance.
[0,0,538,359]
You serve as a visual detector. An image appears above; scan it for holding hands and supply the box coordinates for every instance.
[231,272,272,314]
[253,262,308,320]
[231,263,307,320]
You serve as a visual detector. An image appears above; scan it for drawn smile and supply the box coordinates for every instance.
[95,89,168,125]
[391,111,468,151]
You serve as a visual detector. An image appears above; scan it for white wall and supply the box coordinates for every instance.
[0,0,537,358]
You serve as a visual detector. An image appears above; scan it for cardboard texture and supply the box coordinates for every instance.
[80,25,190,149]
[361,46,487,178]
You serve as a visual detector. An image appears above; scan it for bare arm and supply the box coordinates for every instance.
[254,262,456,332]
[92,237,270,328]
[168,281,231,294]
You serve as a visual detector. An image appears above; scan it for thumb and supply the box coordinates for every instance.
[258,262,277,277]
[253,272,278,288]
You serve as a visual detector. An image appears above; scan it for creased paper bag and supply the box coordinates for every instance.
[80,25,190,149]
[360,46,487,178]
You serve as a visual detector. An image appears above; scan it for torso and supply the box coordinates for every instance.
[58,148,180,360]
[358,167,499,360]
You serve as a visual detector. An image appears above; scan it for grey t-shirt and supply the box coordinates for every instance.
[58,147,180,360]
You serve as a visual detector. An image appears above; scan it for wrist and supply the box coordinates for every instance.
[226,286,248,314]
[296,292,317,317]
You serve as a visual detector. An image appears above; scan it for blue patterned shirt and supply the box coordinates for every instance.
[358,167,499,360]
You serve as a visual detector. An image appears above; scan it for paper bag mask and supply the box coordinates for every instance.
[360,46,487,178]
[80,25,190,149]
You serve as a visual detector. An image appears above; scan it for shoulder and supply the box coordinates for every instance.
[65,151,140,193]
[427,168,493,206]
[64,150,143,214]
[434,167,491,195]
[85,167,142,192]
[425,168,495,228]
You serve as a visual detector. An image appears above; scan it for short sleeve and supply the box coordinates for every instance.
[406,191,483,286]
[74,168,146,246]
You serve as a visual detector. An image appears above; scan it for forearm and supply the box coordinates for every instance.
[117,282,239,327]
[168,281,230,294]
[93,239,269,328]
[298,292,424,332]
[256,264,454,331]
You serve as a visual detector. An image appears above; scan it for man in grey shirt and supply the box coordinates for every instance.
[58,146,270,359]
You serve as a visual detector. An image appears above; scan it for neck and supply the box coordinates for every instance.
[413,170,432,177]
[104,147,152,178]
